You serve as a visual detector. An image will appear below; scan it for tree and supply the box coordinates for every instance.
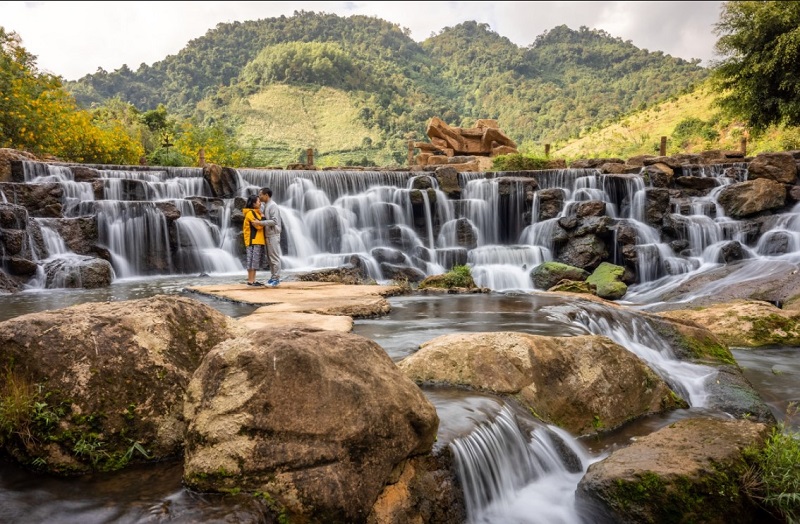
[711,1,800,130]
[0,27,143,163]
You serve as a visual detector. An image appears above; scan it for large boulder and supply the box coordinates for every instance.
[535,188,565,220]
[660,300,800,348]
[183,328,439,523]
[0,295,242,474]
[556,234,609,271]
[367,454,465,524]
[576,418,770,524]
[398,332,685,436]
[747,152,798,184]
[718,178,787,218]
[41,256,114,289]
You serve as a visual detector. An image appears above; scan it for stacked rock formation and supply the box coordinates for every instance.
[414,118,519,171]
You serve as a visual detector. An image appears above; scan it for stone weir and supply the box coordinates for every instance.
[1,150,799,298]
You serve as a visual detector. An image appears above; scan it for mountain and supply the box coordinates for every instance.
[67,11,709,166]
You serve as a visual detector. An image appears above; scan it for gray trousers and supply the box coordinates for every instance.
[266,234,282,280]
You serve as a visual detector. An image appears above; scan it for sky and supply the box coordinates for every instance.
[1,1,725,81]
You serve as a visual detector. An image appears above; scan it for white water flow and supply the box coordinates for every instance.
[624,167,799,305]
[451,405,600,524]
[19,163,240,281]
[551,300,715,406]
[13,161,799,293]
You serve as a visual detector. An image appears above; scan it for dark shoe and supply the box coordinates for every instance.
[252,281,265,287]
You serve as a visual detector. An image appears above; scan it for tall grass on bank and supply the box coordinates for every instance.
[745,403,800,523]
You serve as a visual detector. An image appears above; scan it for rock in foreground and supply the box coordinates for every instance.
[398,332,685,436]
[577,418,770,523]
[0,295,242,474]
[183,328,439,523]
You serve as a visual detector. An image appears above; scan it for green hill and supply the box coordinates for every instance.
[554,81,800,159]
[67,12,710,166]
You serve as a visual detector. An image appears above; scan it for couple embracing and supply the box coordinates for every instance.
[242,187,282,287]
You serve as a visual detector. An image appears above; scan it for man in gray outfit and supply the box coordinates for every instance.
[254,187,282,286]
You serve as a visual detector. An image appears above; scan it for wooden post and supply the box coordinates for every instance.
[198,148,205,167]
[306,148,314,166]
[740,136,747,156]
[407,140,415,166]
[660,136,667,156]
[544,144,551,157]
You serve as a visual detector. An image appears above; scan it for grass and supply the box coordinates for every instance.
[0,366,35,444]
[419,264,475,289]
[553,81,800,160]
[229,84,383,167]
[744,403,800,523]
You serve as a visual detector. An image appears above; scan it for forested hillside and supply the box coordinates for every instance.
[67,11,709,166]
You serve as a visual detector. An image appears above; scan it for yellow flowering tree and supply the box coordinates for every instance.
[0,27,143,163]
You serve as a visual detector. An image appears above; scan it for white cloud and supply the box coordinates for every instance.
[0,0,723,80]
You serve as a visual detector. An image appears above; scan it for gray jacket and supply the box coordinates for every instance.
[256,199,282,238]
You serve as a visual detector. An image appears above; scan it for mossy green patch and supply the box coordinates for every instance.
[606,464,750,523]
[586,262,627,299]
[418,264,475,290]
[742,313,800,347]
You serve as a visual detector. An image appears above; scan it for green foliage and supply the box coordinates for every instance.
[492,153,550,171]
[712,1,800,130]
[419,264,475,289]
[66,12,708,166]
[0,27,143,163]
[671,117,719,147]
[745,404,800,522]
[241,42,366,91]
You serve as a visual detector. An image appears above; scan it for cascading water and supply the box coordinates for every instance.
[9,160,799,297]
[18,162,240,282]
[451,405,600,524]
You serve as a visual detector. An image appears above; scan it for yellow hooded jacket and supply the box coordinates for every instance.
[242,207,266,247]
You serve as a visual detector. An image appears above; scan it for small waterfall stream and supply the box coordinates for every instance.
[451,405,599,524]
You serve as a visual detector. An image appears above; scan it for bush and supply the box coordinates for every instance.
[492,153,550,171]
[419,264,475,289]
[671,117,719,147]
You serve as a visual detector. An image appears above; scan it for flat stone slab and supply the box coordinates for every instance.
[240,310,353,333]
[185,282,403,325]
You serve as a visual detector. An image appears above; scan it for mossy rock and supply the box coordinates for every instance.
[547,279,597,295]
[587,262,627,300]
[530,262,589,290]
[418,266,476,290]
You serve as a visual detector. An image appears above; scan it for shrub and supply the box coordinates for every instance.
[492,153,550,171]
[419,264,476,289]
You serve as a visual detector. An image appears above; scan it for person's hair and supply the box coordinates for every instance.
[245,195,258,208]
[259,187,273,198]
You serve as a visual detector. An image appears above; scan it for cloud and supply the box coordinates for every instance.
[0,1,723,80]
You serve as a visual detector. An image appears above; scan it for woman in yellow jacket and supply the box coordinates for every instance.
[242,194,266,286]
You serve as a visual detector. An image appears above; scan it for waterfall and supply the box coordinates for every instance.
[451,405,599,523]
[10,160,800,292]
